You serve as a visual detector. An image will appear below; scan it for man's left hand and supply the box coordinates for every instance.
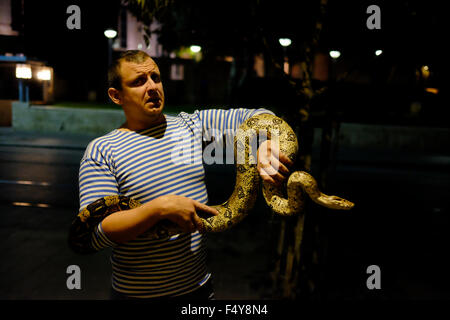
[257,139,294,186]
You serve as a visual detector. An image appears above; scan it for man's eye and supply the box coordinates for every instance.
[151,74,161,83]
[133,78,146,86]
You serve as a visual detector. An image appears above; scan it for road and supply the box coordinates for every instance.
[0,134,449,300]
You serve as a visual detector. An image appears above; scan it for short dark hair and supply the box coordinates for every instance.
[108,50,152,90]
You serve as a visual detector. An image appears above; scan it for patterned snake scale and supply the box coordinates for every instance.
[68,114,354,254]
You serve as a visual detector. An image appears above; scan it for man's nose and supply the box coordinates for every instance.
[145,76,158,91]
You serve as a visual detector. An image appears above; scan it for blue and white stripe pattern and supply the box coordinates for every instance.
[78,108,273,298]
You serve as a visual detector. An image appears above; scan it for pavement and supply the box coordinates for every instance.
[0,127,97,150]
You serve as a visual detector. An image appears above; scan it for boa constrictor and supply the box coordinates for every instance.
[68,113,354,254]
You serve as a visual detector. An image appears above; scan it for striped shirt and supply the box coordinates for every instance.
[78,108,273,298]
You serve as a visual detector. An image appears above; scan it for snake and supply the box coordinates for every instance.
[68,113,354,254]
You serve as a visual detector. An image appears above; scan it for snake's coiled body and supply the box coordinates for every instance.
[69,114,354,254]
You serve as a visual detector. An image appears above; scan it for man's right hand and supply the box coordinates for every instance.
[102,194,219,243]
[150,195,219,233]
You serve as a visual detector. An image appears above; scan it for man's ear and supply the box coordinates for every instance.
[108,87,122,106]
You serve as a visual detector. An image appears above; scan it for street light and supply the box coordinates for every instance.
[375,49,383,56]
[278,38,292,74]
[36,67,52,81]
[189,45,202,62]
[37,66,53,104]
[16,64,32,79]
[104,29,117,67]
[15,64,32,103]
[104,29,117,39]
[278,38,292,47]
[190,45,201,53]
[329,50,341,59]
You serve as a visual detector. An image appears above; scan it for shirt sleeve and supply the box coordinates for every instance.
[78,139,120,251]
[198,107,275,142]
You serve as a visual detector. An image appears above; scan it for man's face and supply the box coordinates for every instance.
[117,57,165,129]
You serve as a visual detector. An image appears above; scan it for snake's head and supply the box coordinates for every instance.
[315,195,355,210]
[342,200,355,210]
[329,196,355,210]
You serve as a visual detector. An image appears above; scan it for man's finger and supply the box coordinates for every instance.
[186,221,196,233]
[261,166,284,184]
[259,157,289,177]
[192,214,203,231]
[260,172,281,186]
[193,201,219,216]
[268,140,280,158]
[270,156,289,175]
[279,152,294,167]
[260,164,276,176]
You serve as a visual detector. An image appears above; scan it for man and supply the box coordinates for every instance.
[77,50,292,299]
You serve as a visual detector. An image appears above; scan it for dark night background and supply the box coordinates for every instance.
[1,0,449,304]
[4,0,447,123]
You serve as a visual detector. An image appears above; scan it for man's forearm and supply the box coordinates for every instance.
[101,198,163,244]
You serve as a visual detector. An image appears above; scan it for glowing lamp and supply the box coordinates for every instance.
[16,64,32,79]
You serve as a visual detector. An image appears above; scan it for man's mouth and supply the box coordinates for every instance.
[146,97,161,106]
